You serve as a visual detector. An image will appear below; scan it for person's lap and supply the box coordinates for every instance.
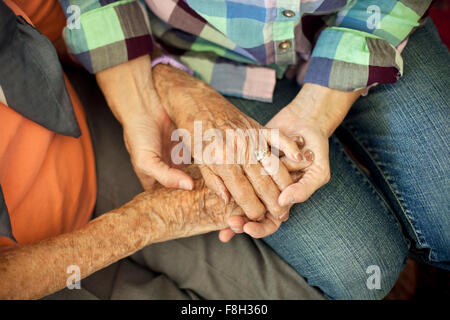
[227,19,449,299]
[339,19,450,269]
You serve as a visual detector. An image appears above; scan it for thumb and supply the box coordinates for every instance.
[136,151,194,190]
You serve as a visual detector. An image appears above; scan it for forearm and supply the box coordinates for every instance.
[96,55,165,125]
[0,170,237,300]
[290,83,363,137]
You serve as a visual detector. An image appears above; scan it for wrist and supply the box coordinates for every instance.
[96,55,165,125]
[288,83,362,137]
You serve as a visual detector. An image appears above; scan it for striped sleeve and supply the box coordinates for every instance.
[59,0,154,73]
[304,0,432,91]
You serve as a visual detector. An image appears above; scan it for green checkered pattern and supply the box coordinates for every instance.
[59,0,433,100]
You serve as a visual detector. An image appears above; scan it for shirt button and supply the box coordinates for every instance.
[278,40,292,51]
[282,10,295,18]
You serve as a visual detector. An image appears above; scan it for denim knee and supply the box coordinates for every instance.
[303,246,408,300]
[265,211,408,300]
[263,135,411,299]
[263,170,409,298]
[340,19,450,268]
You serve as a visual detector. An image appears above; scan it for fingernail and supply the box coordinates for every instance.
[294,152,304,162]
[304,150,314,162]
[231,227,241,233]
[179,180,192,190]
[295,136,305,147]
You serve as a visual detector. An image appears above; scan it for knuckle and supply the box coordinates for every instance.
[267,206,283,218]
[249,203,265,220]
[273,207,285,217]
[266,198,284,216]
[233,177,249,194]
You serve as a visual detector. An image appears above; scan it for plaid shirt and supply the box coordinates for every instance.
[60,0,432,102]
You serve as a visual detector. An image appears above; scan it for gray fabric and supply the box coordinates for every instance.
[44,67,324,300]
[0,1,80,137]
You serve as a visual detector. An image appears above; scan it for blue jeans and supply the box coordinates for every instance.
[227,20,450,300]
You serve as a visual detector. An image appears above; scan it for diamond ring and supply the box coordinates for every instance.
[254,148,271,162]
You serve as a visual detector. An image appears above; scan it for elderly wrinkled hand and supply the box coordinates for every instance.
[153,65,312,233]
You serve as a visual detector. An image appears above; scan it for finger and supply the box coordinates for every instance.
[218,210,247,242]
[278,169,329,206]
[290,135,305,149]
[243,214,282,239]
[280,149,314,171]
[272,135,305,158]
[243,163,289,220]
[290,171,305,182]
[263,129,303,162]
[280,210,290,222]
[260,153,293,190]
[271,135,306,159]
[227,215,247,233]
[138,152,194,190]
[214,164,266,221]
[219,228,236,242]
[199,165,230,204]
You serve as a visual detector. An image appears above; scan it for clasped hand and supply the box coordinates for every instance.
[97,56,339,241]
